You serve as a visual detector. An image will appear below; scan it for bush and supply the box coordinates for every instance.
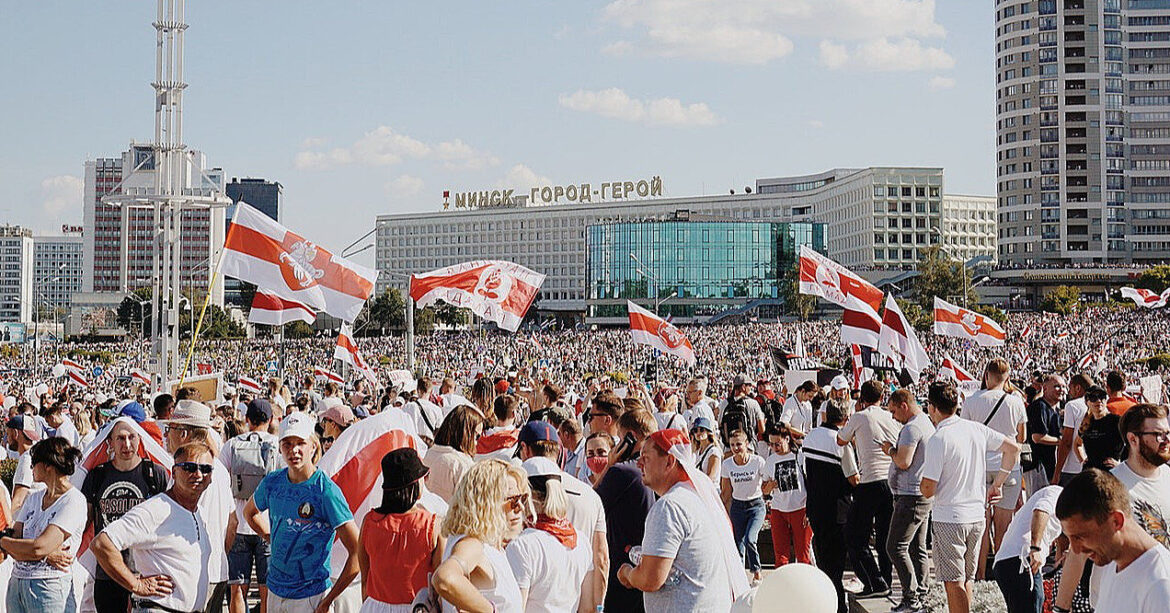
[1137,354,1170,371]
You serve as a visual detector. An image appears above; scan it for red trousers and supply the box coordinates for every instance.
[769,508,813,566]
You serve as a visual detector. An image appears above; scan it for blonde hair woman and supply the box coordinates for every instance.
[505,457,591,613]
[433,459,527,613]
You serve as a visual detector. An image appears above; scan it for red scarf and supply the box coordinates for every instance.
[531,514,576,549]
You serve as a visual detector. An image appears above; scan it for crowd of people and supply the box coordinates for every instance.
[0,308,1167,613]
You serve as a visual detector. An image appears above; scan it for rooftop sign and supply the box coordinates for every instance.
[443,176,663,210]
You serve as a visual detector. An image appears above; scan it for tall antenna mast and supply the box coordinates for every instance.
[103,0,229,386]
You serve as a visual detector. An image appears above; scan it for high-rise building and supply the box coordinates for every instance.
[223,178,282,306]
[32,235,84,314]
[82,144,227,305]
[0,225,34,324]
[995,0,1170,265]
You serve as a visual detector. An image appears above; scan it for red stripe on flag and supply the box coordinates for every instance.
[330,430,415,514]
[226,223,374,300]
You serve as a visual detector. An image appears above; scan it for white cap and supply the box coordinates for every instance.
[96,393,109,405]
[321,396,344,410]
[280,412,317,442]
[521,456,561,478]
[830,375,850,391]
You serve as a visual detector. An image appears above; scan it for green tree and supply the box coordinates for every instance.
[368,289,407,333]
[913,246,978,310]
[1136,265,1170,293]
[972,304,1007,325]
[414,306,436,334]
[435,302,470,328]
[182,304,245,339]
[1040,285,1081,315]
[283,321,315,339]
[779,271,816,321]
[895,298,932,331]
[116,287,155,335]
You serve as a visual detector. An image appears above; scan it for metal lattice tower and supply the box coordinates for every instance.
[103,0,229,385]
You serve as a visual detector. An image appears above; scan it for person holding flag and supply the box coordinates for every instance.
[618,428,750,612]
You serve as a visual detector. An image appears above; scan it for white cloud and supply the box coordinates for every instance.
[807,119,825,129]
[384,175,424,200]
[602,0,946,65]
[300,137,326,149]
[40,175,83,217]
[928,75,957,90]
[295,126,499,171]
[495,164,554,191]
[819,40,849,69]
[558,88,722,127]
[854,37,955,71]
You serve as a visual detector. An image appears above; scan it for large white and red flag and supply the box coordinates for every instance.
[67,369,89,388]
[237,375,263,395]
[248,290,317,326]
[314,366,344,385]
[798,245,884,347]
[318,409,426,577]
[933,297,1006,346]
[626,300,696,367]
[334,323,378,385]
[1120,286,1170,308]
[221,202,378,323]
[939,355,978,387]
[410,261,545,332]
[878,295,930,383]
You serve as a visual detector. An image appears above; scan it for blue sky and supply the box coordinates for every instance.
[1,1,994,266]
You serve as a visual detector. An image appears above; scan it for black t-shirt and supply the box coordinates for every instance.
[596,462,655,613]
[1081,413,1125,471]
[81,460,168,580]
[1026,399,1061,476]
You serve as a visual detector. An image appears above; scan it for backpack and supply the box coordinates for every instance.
[227,432,280,499]
[762,398,785,429]
[720,396,758,447]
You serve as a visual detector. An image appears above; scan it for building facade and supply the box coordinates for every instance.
[375,167,995,315]
[82,144,226,305]
[32,235,84,317]
[586,218,824,323]
[995,0,1170,264]
[224,178,282,306]
[0,226,34,324]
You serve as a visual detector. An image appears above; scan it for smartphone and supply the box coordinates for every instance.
[614,432,638,463]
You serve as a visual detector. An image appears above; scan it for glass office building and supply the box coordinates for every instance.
[586,219,824,323]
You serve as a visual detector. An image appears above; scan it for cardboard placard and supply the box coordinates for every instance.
[167,371,225,405]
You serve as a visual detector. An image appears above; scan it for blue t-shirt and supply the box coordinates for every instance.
[253,468,353,599]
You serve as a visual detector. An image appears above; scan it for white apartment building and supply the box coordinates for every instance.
[0,226,34,324]
[33,235,84,313]
[375,167,996,313]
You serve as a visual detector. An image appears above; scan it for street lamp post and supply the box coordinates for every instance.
[386,272,415,373]
[931,227,969,307]
[32,264,65,377]
[629,252,669,316]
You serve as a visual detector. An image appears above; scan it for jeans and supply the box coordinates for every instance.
[228,533,271,585]
[994,557,1043,613]
[885,494,932,602]
[6,576,76,613]
[846,480,893,589]
[769,508,813,565]
[729,497,766,572]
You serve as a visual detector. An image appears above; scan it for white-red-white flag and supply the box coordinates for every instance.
[850,344,865,388]
[798,246,884,347]
[67,369,89,388]
[1120,286,1170,308]
[878,295,930,383]
[248,290,317,326]
[1020,324,1033,340]
[939,355,977,386]
[334,323,378,386]
[626,301,696,367]
[238,375,263,395]
[130,368,151,387]
[318,409,425,576]
[314,367,344,385]
[933,297,1006,346]
[410,261,544,332]
[221,202,378,323]
[62,357,85,373]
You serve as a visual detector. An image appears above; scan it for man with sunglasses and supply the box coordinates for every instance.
[92,441,218,613]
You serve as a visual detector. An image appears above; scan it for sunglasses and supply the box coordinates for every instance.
[505,493,530,513]
[321,437,335,445]
[175,462,214,475]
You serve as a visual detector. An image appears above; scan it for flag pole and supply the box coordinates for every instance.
[179,228,232,386]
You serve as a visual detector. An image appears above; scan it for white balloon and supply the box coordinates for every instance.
[753,563,837,613]
[51,364,66,378]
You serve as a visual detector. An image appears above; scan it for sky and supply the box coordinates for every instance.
[0,1,995,267]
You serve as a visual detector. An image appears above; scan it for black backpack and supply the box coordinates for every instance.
[720,396,758,446]
[762,398,785,429]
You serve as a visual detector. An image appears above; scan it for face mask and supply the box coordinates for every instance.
[586,456,609,474]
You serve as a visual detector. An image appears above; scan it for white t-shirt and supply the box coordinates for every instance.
[1060,397,1089,475]
[11,487,87,579]
[780,396,816,434]
[994,485,1063,564]
[12,452,45,497]
[654,411,687,433]
[405,399,445,440]
[837,405,900,484]
[721,455,766,501]
[200,461,235,582]
[505,528,591,613]
[683,397,718,431]
[922,415,1010,523]
[102,493,212,612]
[764,451,807,512]
[220,430,282,537]
[1095,545,1170,613]
[1111,462,1170,549]
[961,389,1026,471]
[641,483,733,613]
[562,470,606,543]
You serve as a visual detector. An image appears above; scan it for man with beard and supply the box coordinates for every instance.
[1113,403,1170,547]
[1055,469,1170,612]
